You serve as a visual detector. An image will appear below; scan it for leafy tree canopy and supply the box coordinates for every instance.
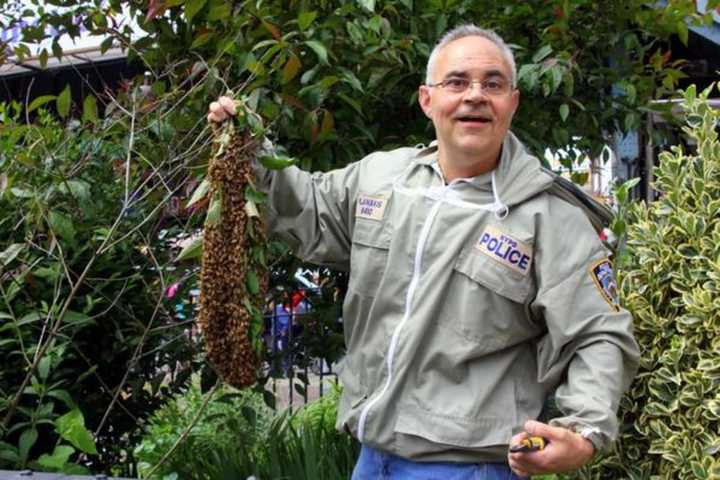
[3,0,719,169]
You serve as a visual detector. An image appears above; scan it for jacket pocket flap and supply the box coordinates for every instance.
[454,246,533,304]
[394,406,513,448]
[352,218,392,249]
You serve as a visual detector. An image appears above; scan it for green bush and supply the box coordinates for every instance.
[136,379,358,480]
[582,85,720,479]
[0,85,208,474]
[134,377,272,479]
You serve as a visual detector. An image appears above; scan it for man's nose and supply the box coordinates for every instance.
[463,81,488,101]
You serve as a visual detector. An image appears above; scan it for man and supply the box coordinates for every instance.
[208,25,639,479]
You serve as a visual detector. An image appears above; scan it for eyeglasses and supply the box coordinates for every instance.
[426,77,512,96]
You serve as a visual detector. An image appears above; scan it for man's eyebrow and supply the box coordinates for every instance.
[442,69,508,80]
[443,70,469,79]
[484,69,508,80]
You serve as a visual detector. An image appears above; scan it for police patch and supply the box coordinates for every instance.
[590,259,620,311]
[356,194,387,221]
[475,226,533,276]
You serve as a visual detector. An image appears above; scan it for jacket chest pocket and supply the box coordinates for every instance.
[454,244,534,303]
[439,242,537,348]
[348,219,392,297]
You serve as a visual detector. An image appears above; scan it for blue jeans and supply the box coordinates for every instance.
[351,445,527,480]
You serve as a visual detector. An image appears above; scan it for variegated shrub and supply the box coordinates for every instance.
[586,84,720,479]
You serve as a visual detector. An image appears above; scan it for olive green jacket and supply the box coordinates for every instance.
[255,132,639,463]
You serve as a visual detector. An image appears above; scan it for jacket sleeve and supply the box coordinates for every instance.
[252,146,361,271]
[530,198,640,452]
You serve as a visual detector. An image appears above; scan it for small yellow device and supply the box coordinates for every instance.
[509,436,547,453]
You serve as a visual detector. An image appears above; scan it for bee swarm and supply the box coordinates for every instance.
[198,124,268,388]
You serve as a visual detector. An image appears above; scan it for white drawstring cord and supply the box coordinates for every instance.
[393,162,509,218]
[491,170,509,219]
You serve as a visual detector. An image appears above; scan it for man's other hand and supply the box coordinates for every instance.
[508,420,594,477]
[207,96,237,123]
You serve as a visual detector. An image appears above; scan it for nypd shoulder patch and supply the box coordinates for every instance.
[475,225,533,276]
[589,258,620,311]
[356,194,387,221]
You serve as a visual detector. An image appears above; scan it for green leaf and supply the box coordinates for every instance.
[549,67,562,93]
[27,95,57,114]
[205,192,222,226]
[82,95,98,123]
[246,112,265,137]
[47,389,77,409]
[624,112,639,132]
[676,20,689,46]
[532,45,552,63]
[37,356,51,381]
[176,234,203,261]
[340,69,363,92]
[38,49,48,69]
[63,464,91,475]
[0,443,18,463]
[55,409,97,455]
[517,64,535,82]
[51,40,63,61]
[62,180,91,201]
[186,178,211,208]
[358,0,376,11]
[338,93,364,117]
[559,104,569,122]
[282,53,302,84]
[207,1,231,21]
[245,185,267,204]
[184,0,207,22]
[191,32,214,49]
[304,40,328,65]
[48,210,76,243]
[19,429,38,465]
[298,11,317,30]
[259,154,297,170]
[252,39,279,51]
[56,85,71,119]
[294,381,306,396]
[100,37,113,54]
[0,243,24,266]
[17,311,44,326]
[38,444,74,470]
[684,84,697,104]
[64,310,93,326]
[246,271,260,295]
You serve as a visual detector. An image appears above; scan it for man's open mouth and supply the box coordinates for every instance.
[456,115,492,123]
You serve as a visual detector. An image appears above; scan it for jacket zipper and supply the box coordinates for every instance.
[356,191,445,442]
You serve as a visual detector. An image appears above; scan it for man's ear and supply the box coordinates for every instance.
[418,85,433,119]
[510,88,520,116]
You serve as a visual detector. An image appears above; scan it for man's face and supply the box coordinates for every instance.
[419,36,519,167]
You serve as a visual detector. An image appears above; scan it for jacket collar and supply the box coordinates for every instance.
[411,132,554,205]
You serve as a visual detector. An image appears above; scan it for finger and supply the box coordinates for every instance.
[509,458,540,477]
[218,96,237,115]
[508,457,530,478]
[524,420,569,442]
[510,465,529,478]
[509,430,529,446]
[207,111,226,123]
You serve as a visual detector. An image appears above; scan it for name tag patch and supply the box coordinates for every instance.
[356,194,387,221]
[590,259,620,311]
[475,226,533,276]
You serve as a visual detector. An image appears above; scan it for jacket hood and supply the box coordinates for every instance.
[495,131,554,207]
